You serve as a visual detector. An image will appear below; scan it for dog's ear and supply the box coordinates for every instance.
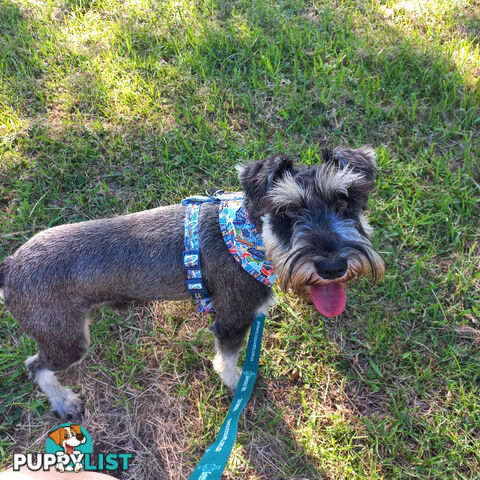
[70,425,82,435]
[323,146,377,188]
[48,427,64,445]
[237,154,294,212]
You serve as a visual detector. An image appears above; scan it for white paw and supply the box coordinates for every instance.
[222,366,241,391]
[51,389,84,419]
[213,353,241,391]
[35,369,84,418]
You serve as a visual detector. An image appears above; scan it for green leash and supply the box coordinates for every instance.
[188,314,265,480]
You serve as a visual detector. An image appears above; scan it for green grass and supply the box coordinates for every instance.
[1,0,479,478]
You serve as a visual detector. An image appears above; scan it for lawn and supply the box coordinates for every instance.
[0,0,479,478]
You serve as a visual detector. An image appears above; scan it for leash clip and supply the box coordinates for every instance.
[204,189,224,202]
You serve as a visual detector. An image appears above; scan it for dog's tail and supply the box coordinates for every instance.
[0,258,11,301]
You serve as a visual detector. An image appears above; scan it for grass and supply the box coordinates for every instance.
[0,0,479,478]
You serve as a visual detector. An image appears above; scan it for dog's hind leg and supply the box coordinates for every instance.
[22,308,91,419]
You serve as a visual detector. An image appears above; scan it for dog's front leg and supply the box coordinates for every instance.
[210,295,274,391]
[212,327,248,391]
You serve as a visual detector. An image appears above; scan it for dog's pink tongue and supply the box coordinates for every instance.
[310,283,346,317]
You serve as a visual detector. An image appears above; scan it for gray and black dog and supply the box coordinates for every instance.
[0,147,384,418]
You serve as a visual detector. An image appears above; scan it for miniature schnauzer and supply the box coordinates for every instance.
[0,147,384,418]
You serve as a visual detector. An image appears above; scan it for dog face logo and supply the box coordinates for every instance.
[46,423,92,472]
[48,425,86,455]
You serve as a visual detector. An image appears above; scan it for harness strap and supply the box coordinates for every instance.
[183,200,215,314]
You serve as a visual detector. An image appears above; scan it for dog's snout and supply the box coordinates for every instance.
[315,258,347,280]
[76,433,85,441]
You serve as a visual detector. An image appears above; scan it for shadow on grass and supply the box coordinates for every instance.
[1,0,479,478]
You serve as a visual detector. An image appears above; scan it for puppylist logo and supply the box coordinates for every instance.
[13,423,132,473]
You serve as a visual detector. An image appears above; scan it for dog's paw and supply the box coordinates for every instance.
[227,366,242,391]
[51,389,84,420]
[213,350,242,391]
[221,366,242,391]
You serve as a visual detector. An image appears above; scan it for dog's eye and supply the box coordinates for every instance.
[337,198,348,211]
[284,209,298,218]
[64,433,69,439]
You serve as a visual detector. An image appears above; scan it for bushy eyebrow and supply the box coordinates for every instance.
[267,172,307,211]
[315,164,363,200]
[267,165,366,211]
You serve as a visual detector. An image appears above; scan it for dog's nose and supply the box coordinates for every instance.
[315,258,347,280]
[76,433,85,441]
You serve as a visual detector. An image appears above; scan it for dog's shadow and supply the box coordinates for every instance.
[2,300,327,479]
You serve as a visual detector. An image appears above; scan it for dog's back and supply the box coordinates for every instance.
[2,205,190,306]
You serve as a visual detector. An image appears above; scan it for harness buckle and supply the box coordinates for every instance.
[185,278,210,298]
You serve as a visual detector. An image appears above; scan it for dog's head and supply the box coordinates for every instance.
[48,425,86,454]
[237,147,385,317]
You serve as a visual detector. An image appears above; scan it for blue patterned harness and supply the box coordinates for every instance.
[182,192,276,314]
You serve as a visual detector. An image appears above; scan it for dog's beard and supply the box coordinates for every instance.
[262,215,385,317]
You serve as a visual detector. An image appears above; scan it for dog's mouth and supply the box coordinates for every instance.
[66,444,74,455]
[286,265,350,317]
[309,283,346,317]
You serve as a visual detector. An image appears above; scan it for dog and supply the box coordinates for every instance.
[48,424,86,471]
[0,147,384,419]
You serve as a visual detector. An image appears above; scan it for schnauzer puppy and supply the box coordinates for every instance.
[0,147,384,418]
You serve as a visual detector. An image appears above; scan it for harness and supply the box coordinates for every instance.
[182,192,276,313]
